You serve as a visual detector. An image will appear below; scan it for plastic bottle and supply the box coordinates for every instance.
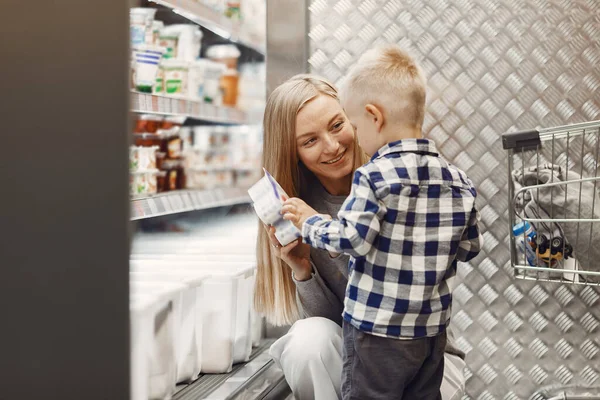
[512,221,537,266]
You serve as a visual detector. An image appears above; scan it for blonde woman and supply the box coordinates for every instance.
[255,74,466,400]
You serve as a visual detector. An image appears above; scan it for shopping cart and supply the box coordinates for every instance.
[503,120,600,286]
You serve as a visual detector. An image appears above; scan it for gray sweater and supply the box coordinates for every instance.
[294,177,465,359]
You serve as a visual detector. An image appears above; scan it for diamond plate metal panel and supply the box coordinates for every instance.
[309,0,600,398]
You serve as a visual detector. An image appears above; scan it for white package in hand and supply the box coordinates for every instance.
[248,169,301,246]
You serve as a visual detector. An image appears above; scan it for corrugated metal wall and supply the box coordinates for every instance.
[308,1,600,398]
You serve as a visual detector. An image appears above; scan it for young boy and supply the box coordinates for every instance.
[281,45,482,400]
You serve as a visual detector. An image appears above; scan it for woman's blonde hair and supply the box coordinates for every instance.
[255,74,368,326]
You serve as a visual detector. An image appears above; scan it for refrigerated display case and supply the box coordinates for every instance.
[126,1,294,399]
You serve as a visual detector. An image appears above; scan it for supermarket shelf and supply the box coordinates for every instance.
[131,186,250,220]
[131,91,248,125]
[148,0,265,54]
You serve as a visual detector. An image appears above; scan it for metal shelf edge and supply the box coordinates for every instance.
[131,187,251,220]
[131,91,248,125]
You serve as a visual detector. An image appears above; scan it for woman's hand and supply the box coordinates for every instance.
[266,225,312,281]
[281,198,319,230]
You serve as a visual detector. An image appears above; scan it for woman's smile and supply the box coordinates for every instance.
[322,149,346,165]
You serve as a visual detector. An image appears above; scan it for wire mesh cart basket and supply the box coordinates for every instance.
[503,120,600,286]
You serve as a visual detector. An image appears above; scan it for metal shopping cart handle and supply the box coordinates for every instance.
[502,129,541,150]
[503,120,600,151]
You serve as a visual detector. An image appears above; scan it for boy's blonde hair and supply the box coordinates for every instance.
[340,45,427,129]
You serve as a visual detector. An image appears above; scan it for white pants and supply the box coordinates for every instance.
[270,317,466,400]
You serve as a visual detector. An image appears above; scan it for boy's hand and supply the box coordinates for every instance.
[281,198,319,230]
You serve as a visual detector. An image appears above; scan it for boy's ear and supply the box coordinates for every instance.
[365,104,384,132]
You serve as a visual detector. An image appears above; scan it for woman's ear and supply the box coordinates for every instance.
[365,104,385,132]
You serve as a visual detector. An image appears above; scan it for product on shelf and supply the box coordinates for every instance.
[156,151,167,170]
[156,170,167,192]
[162,127,184,159]
[161,59,190,95]
[130,145,159,171]
[202,61,227,104]
[206,44,241,69]
[161,115,186,130]
[188,58,224,103]
[130,8,156,46]
[130,119,261,198]
[132,45,166,93]
[130,170,159,197]
[151,20,164,46]
[159,24,202,62]
[180,126,193,148]
[199,0,224,13]
[133,131,183,161]
[237,62,265,121]
[135,114,163,133]
[224,0,242,21]
[158,29,179,59]
[162,159,186,191]
[221,68,239,106]
[132,114,188,195]
[206,45,240,107]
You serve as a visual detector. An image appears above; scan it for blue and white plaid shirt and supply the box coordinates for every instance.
[303,138,482,339]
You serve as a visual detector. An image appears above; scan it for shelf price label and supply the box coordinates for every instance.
[181,193,193,210]
[169,194,184,210]
[197,190,212,207]
[131,200,145,219]
[131,94,140,110]
[218,107,228,121]
[189,192,201,208]
[160,196,172,213]
[203,104,217,119]
[157,96,169,113]
[153,197,166,214]
[141,94,151,111]
[146,198,158,215]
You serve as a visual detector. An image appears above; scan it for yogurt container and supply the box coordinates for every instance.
[161,59,189,96]
[159,31,179,60]
[159,24,202,62]
[248,169,301,246]
[130,8,156,46]
[133,45,166,93]
[151,20,164,46]
[188,59,210,100]
[130,146,159,171]
[130,169,159,197]
[202,60,226,104]
[206,44,241,69]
